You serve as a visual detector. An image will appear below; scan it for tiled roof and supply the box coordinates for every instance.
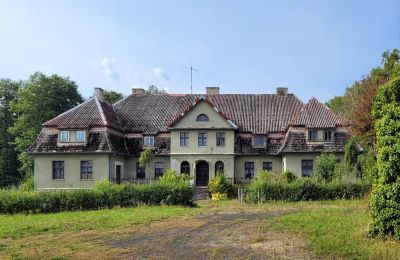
[43,97,121,130]
[114,94,304,134]
[234,136,283,155]
[289,98,342,128]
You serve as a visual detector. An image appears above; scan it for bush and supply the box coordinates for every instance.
[0,180,194,214]
[208,173,234,198]
[19,175,34,191]
[356,147,378,182]
[314,153,337,182]
[282,171,297,183]
[159,169,190,186]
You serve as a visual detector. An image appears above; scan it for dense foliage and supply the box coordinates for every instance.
[370,77,400,239]
[344,138,359,169]
[208,172,235,198]
[313,153,338,182]
[103,90,124,104]
[0,180,193,214]
[159,169,190,186]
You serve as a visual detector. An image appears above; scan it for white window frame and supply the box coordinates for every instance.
[144,136,155,147]
[59,131,70,142]
[254,135,266,147]
[75,130,86,142]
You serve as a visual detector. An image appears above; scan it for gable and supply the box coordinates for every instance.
[170,99,237,129]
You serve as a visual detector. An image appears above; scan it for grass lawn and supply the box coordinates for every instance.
[264,199,400,259]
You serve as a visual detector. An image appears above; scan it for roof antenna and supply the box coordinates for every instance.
[182,65,199,94]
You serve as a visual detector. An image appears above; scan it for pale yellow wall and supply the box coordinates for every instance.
[171,129,235,154]
[34,153,110,189]
[234,155,283,182]
[283,152,345,177]
[173,101,233,129]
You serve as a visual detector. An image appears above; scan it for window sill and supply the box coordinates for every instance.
[52,179,65,181]
[80,179,94,181]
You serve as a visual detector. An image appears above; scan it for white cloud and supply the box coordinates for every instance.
[99,58,119,81]
[153,67,170,81]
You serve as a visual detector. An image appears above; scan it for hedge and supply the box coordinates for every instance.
[247,179,371,202]
[0,182,194,214]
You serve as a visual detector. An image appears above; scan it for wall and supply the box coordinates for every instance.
[283,152,345,177]
[34,153,110,189]
[234,155,283,182]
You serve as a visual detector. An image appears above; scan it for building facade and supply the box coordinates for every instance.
[29,87,347,189]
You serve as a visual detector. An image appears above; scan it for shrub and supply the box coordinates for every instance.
[19,175,34,191]
[159,169,190,186]
[211,193,228,201]
[356,147,378,182]
[314,153,337,182]
[345,138,359,169]
[208,173,234,198]
[282,171,297,183]
[333,164,351,181]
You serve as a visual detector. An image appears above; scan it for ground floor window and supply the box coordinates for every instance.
[136,162,145,179]
[155,162,164,178]
[80,160,93,179]
[244,162,254,179]
[262,162,272,172]
[215,161,224,175]
[301,160,314,177]
[180,161,190,174]
[52,161,64,179]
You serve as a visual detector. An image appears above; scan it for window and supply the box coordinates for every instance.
[180,132,189,146]
[215,161,224,175]
[136,162,145,179]
[180,161,190,174]
[76,131,86,142]
[244,162,254,179]
[324,130,333,141]
[301,160,314,177]
[336,159,341,164]
[52,161,64,179]
[254,135,266,146]
[144,136,155,147]
[59,131,70,142]
[216,132,225,146]
[155,162,164,178]
[309,130,318,141]
[262,162,272,172]
[80,160,93,179]
[198,132,207,146]
[196,114,209,122]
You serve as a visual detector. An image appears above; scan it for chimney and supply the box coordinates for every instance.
[276,87,288,96]
[206,87,220,95]
[94,87,104,100]
[132,88,145,95]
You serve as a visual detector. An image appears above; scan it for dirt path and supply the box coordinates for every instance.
[106,206,317,259]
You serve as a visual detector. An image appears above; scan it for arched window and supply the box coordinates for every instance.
[215,161,224,175]
[180,161,190,174]
[196,114,209,122]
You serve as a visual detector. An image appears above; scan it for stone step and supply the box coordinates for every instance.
[193,186,209,201]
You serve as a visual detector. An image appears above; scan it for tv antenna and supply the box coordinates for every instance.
[182,65,199,94]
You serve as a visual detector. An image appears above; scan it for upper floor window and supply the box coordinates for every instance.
[263,162,272,172]
[80,160,93,179]
[309,130,318,141]
[198,132,207,146]
[59,131,70,142]
[301,160,313,177]
[180,132,189,146]
[76,131,86,142]
[216,132,225,146]
[324,130,333,141]
[244,162,254,179]
[144,136,155,147]
[254,135,266,147]
[52,161,64,179]
[196,114,209,122]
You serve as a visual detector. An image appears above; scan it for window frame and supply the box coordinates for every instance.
[198,132,207,147]
[254,135,266,147]
[308,129,318,141]
[324,130,333,141]
[216,132,225,146]
[262,162,273,172]
[136,162,145,179]
[301,160,314,177]
[80,160,93,180]
[75,130,86,143]
[52,161,65,180]
[196,114,209,122]
[244,162,255,179]
[180,132,189,146]
[154,162,164,179]
[59,131,70,142]
[180,161,190,175]
[215,161,224,175]
[143,136,155,147]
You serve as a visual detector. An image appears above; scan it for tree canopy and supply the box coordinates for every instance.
[103,90,124,104]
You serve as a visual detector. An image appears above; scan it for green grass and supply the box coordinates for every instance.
[265,199,400,259]
[0,205,198,239]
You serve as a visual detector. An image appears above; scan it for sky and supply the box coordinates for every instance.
[0,0,398,102]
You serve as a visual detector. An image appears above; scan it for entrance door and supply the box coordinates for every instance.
[116,165,122,184]
[196,161,209,186]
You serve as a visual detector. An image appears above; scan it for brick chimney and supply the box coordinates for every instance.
[276,87,288,96]
[132,88,145,95]
[206,87,220,95]
[94,87,104,100]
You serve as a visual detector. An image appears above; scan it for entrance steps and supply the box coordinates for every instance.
[193,186,209,201]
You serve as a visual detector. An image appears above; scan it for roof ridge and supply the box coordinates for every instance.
[94,97,109,126]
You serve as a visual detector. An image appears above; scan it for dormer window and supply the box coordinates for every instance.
[196,114,209,122]
[309,130,318,141]
[76,131,86,142]
[324,130,333,141]
[254,135,266,147]
[144,136,155,147]
[59,131,70,142]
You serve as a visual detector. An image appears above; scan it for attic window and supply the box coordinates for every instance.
[144,136,155,147]
[196,114,209,122]
[254,135,266,147]
[76,131,86,142]
[59,131,70,142]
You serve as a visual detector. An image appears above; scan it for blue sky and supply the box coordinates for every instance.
[0,0,398,102]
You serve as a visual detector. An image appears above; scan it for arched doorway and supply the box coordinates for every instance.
[196,160,209,186]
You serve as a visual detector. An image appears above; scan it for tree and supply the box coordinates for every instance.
[325,95,345,114]
[344,138,359,169]
[0,79,20,186]
[9,72,83,177]
[370,76,400,239]
[103,90,124,104]
[314,153,337,182]
[145,85,166,95]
